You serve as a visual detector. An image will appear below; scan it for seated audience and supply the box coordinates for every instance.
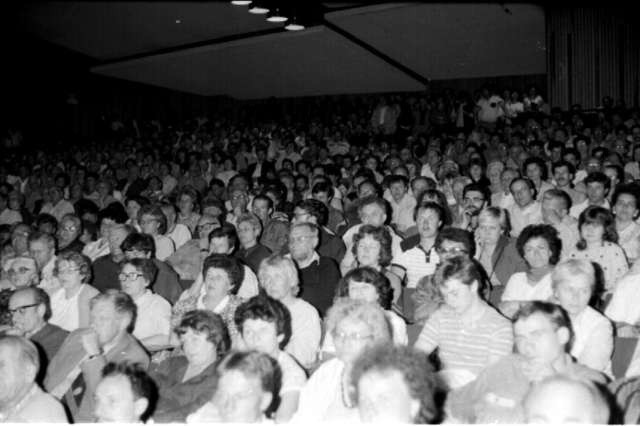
[138,204,175,261]
[235,213,271,274]
[28,231,59,293]
[57,214,85,254]
[508,178,543,237]
[612,183,640,264]
[292,199,346,264]
[540,189,580,258]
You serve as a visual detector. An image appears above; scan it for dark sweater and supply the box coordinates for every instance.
[235,243,271,274]
[298,256,341,317]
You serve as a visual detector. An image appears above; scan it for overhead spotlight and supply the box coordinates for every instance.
[230,1,252,5]
[266,8,288,22]
[248,4,269,14]
[285,18,304,31]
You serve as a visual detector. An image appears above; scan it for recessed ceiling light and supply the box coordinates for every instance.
[231,0,252,5]
[248,6,269,14]
[285,23,305,31]
[175,19,181,24]
[266,9,287,22]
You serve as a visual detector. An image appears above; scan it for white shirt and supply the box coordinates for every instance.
[38,255,60,295]
[393,245,440,289]
[605,271,640,324]
[167,224,192,250]
[501,272,553,302]
[618,221,640,264]
[385,193,417,233]
[570,306,613,374]
[570,198,611,219]
[508,201,543,237]
[132,290,172,341]
[154,235,175,261]
[277,351,307,394]
[49,285,84,331]
[0,208,22,225]
[284,298,321,369]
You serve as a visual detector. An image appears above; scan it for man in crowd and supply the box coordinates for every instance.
[508,178,543,237]
[385,175,417,235]
[235,213,271,274]
[541,189,580,257]
[252,194,289,254]
[311,181,346,235]
[45,291,150,422]
[552,160,586,206]
[453,183,489,231]
[92,224,133,292]
[28,231,59,293]
[292,199,346,263]
[57,214,84,253]
[570,172,612,218]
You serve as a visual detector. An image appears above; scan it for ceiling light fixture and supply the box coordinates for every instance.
[248,4,269,14]
[285,18,305,31]
[266,9,288,23]
[230,1,252,5]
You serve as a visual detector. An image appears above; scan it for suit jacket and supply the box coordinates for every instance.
[77,285,101,328]
[31,322,69,367]
[44,329,150,422]
[246,161,275,180]
[491,235,528,286]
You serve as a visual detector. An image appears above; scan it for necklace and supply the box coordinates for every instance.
[340,370,354,408]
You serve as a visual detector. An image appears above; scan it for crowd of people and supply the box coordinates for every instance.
[1,84,640,423]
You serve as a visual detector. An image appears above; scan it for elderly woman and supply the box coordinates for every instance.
[500,224,562,317]
[1,256,39,290]
[172,255,244,344]
[49,251,99,331]
[474,207,527,303]
[138,204,175,261]
[350,225,402,304]
[258,254,321,370]
[414,256,513,389]
[119,258,172,348]
[328,267,407,352]
[293,298,392,422]
[552,259,613,374]
[351,344,438,423]
[187,350,282,423]
[150,310,230,422]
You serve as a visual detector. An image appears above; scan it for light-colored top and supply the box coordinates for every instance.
[292,358,359,423]
[567,242,629,291]
[39,255,61,294]
[49,285,84,331]
[277,350,307,394]
[0,208,22,225]
[393,245,440,289]
[491,192,515,211]
[501,272,553,302]
[40,199,75,223]
[132,290,172,341]
[385,193,417,234]
[82,238,110,262]
[508,201,543,237]
[193,264,260,301]
[414,303,513,386]
[162,175,178,196]
[535,181,556,201]
[284,298,322,369]
[553,215,580,259]
[570,306,613,374]
[618,221,640,265]
[167,223,192,250]
[1,385,67,423]
[154,235,176,261]
[605,270,640,325]
[569,198,611,219]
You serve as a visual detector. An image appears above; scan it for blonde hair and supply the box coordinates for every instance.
[258,254,300,296]
[551,259,596,292]
[325,297,391,343]
[478,207,511,235]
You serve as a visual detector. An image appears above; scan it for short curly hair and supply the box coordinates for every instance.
[202,254,244,295]
[335,267,393,310]
[577,206,618,250]
[325,297,391,343]
[516,224,562,266]
[54,251,92,283]
[352,225,393,267]
[351,343,438,423]
[175,310,231,360]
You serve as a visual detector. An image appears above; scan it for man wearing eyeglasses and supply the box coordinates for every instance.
[7,287,68,365]
[57,214,85,254]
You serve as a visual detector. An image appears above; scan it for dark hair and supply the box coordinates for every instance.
[34,213,58,234]
[336,266,393,310]
[351,344,437,424]
[510,177,536,199]
[433,256,483,291]
[202,254,244,295]
[217,351,282,418]
[552,160,576,176]
[137,204,167,234]
[12,286,52,321]
[604,164,624,184]
[252,194,274,211]
[543,188,572,211]
[27,231,56,251]
[418,189,452,226]
[584,172,611,191]
[512,301,574,350]
[612,183,640,216]
[175,310,231,360]
[234,295,292,349]
[101,362,157,421]
[462,182,490,205]
[99,202,129,225]
[577,206,618,249]
[387,174,410,188]
[523,157,549,181]
[435,227,475,258]
[295,199,328,227]
[91,290,137,333]
[119,258,158,284]
[311,181,334,199]
[414,200,445,224]
[121,233,156,257]
[125,195,151,211]
[516,224,562,266]
[352,225,393,268]
[209,223,239,251]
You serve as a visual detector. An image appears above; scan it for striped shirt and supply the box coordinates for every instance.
[414,303,513,376]
[393,245,440,289]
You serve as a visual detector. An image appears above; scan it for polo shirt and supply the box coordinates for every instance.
[393,245,440,289]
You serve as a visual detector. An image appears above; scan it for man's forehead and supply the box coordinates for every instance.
[514,313,554,333]
[9,290,35,306]
[10,258,36,270]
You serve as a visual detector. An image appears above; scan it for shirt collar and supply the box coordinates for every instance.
[289,251,320,269]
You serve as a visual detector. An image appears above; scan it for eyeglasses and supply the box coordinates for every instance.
[119,272,144,282]
[61,225,77,232]
[334,331,373,341]
[9,303,40,315]
[139,219,158,226]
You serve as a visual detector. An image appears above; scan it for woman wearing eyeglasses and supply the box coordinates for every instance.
[293,298,392,422]
[118,258,171,349]
[49,251,99,331]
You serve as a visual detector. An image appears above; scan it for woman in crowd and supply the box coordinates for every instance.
[552,259,613,373]
[119,257,172,348]
[567,206,629,295]
[500,224,562,317]
[257,254,321,370]
[160,201,191,250]
[125,196,149,232]
[176,187,201,234]
[49,251,99,331]
[474,207,527,303]
[612,184,640,264]
[293,298,392,422]
[349,225,402,304]
[138,204,175,261]
[150,310,229,422]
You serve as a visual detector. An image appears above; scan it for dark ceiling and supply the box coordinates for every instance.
[10,2,547,99]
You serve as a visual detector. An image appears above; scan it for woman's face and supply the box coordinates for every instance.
[356,235,381,267]
[139,214,160,235]
[180,329,217,367]
[469,165,483,181]
[348,280,379,305]
[241,318,281,356]
[204,267,232,304]
[119,263,148,298]
[580,222,605,245]
[126,201,141,221]
[476,214,502,245]
[523,237,552,269]
[213,370,267,423]
[56,259,83,289]
[555,276,592,316]
[526,163,542,182]
[614,193,639,223]
[334,318,375,364]
[178,195,194,215]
